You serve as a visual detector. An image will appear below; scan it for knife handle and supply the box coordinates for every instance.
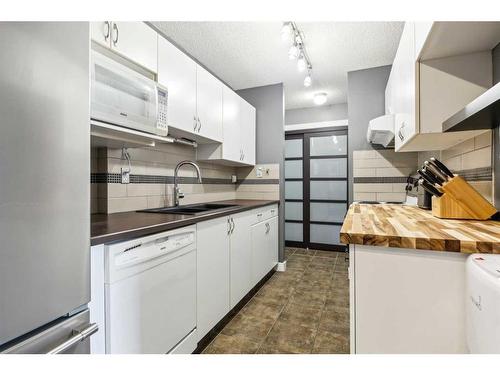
[424,161,448,183]
[430,157,454,178]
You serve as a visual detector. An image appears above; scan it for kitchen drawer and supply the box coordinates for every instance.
[252,205,278,224]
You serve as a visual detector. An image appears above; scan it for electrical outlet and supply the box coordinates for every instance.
[256,167,263,178]
[121,167,130,184]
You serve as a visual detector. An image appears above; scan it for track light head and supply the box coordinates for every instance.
[304,73,312,87]
[288,44,300,60]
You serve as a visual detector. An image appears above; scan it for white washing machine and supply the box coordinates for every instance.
[466,254,500,354]
[91,225,198,354]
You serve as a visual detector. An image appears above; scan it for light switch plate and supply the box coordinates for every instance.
[121,167,130,184]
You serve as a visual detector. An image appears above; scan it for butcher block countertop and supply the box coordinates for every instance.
[340,203,500,253]
[91,199,279,246]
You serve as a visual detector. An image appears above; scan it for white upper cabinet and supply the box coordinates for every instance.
[240,99,256,165]
[91,22,157,73]
[158,36,223,144]
[220,87,242,162]
[196,66,223,142]
[387,22,489,152]
[157,37,197,137]
[197,86,256,166]
[91,22,111,48]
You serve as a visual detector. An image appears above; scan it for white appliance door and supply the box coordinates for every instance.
[0,22,90,347]
[106,250,196,354]
[91,50,158,135]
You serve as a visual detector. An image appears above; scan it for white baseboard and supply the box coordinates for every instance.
[276,261,286,272]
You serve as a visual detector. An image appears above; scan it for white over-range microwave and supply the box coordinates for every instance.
[91,50,168,136]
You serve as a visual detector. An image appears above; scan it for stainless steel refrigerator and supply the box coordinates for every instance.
[0,22,97,353]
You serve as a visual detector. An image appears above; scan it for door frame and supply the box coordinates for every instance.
[285,126,348,252]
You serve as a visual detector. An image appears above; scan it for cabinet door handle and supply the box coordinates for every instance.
[230,218,235,234]
[112,23,119,46]
[103,21,110,41]
[265,222,270,234]
[398,122,405,141]
[227,218,231,235]
[193,116,197,131]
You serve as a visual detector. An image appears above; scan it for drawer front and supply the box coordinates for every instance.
[262,205,278,221]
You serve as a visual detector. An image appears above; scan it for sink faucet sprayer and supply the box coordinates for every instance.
[173,160,202,206]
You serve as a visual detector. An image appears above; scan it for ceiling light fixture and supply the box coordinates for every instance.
[313,92,327,106]
[282,22,313,85]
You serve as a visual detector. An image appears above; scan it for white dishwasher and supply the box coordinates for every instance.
[97,225,197,354]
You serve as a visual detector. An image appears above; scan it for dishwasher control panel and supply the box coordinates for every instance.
[105,225,196,284]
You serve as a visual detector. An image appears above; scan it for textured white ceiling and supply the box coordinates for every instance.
[152,22,404,109]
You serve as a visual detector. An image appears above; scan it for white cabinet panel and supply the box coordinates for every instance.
[229,212,253,308]
[393,22,417,151]
[196,217,230,340]
[240,99,256,165]
[110,22,158,73]
[158,37,197,136]
[251,216,278,285]
[196,66,223,142]
[91,22,111,48]
[220,86,242,162]
[267,216,279,271]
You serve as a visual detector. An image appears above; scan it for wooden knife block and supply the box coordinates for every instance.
[431,176,497,220]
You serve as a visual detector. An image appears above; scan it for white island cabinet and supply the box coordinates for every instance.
[349,245,469,354]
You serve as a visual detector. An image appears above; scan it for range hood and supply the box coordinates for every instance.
[367,114,395,148]
[443,82,500,132]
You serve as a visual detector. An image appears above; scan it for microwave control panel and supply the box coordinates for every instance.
[157,86,168,132]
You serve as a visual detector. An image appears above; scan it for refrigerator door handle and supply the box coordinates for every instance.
[47,323,98,354]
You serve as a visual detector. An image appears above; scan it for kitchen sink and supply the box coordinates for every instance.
[137,203,240,215]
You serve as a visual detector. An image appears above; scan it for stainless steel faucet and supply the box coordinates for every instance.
[173,160,202,206]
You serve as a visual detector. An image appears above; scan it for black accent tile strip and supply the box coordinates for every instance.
[91,173,280,185]
[237,179,280,185]
[353,176,412,184]
[353,167,492,184]
[453,167,492,182]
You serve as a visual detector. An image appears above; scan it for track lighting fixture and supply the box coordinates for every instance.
[282,22,313,88]
[288,44,300,60]
[304,72,312,87]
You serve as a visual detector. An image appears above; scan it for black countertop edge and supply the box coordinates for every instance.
[90,200,280,246]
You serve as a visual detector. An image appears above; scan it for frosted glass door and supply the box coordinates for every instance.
[308,130,348,248]
[285,128,348,250]
[284,136,303,243]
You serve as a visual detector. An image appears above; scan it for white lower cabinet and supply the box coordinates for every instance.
[196,216,231,340]
[196,205,279,342]
[229,212,253,309]
[251,216,279,285]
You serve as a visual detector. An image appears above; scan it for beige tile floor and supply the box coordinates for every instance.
[202,247,350,354]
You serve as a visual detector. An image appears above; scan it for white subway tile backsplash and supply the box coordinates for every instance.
[353,168,376,177]
[461,147,491,170]
[474,131,492,149]
[353,183,393,193]
[353,192,377,201]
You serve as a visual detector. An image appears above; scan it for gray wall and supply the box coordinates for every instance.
[347,65,392,203]
[237,83,286,261]
[285,103,348,125]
